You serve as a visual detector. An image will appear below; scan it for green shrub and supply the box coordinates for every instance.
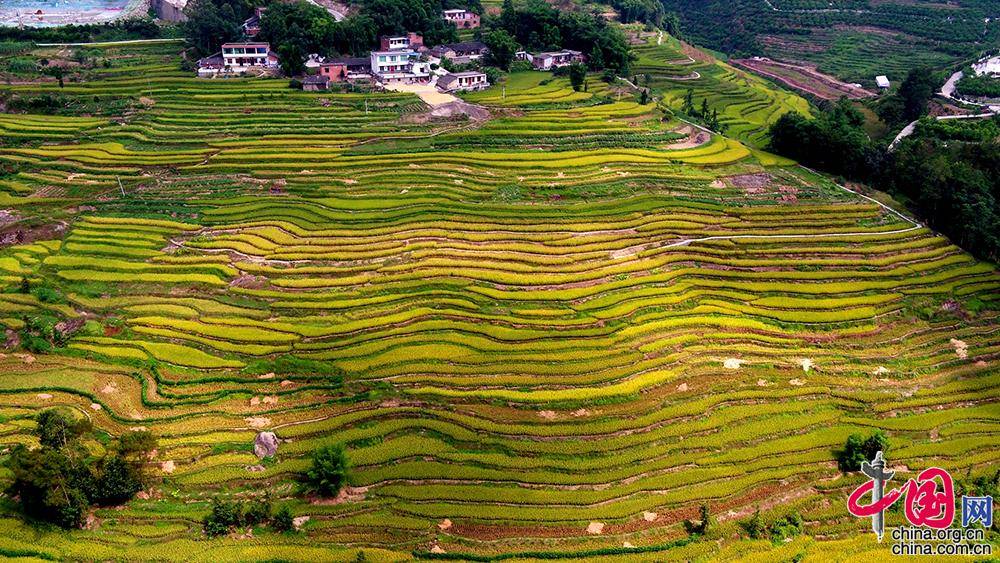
[306,444,349,497]
[272,506,295,533]
[769,512,803,541]
[203,499,243,537]
[740,509,766,539]
[838,430,890,472]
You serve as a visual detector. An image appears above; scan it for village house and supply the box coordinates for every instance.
[531,49,585,71]
[197,42,279,77]
[302,75,330,91]
[428,41,488,65]
[437,71,489,92]
[380,33,424,52]
[319,56,372,82]
[222,43,279,69]
[442,9,480,29]
[972,56,1000,77]
[304,53,326,71]
[370,49,431,84]
[243,7,265,37]
[875,75,891,90]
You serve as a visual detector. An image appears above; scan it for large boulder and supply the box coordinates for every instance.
[254,431,279,458]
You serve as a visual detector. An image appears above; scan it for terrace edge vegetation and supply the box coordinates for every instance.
[0,0,998,561]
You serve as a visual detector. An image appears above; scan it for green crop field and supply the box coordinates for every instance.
[0,40,996,561]
[664,0,1000,84]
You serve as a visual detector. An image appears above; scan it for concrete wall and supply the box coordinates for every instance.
[152,0,187,22]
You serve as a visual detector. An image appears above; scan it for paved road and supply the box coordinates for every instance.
[888,69,1000,151]
[940,70,962,99]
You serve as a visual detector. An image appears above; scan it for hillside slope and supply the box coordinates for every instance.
[0,41,996,560]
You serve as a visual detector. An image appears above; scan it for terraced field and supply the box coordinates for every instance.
[631,31,811,147]
[0,41,997,560]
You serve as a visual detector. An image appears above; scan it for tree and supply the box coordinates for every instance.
[6,446,90,529]
[203,498,243,536]
[259,1,334,54]
[663,11,681,38]
[483,29,519,71]
[277,42,306,76]
[6,415,155,528]
[88,455,143,506]
[306,444,349,497]
[699,503,711,534]
[272,505,295,532]
[770,511,803,540]
[244,495,272,525]
[35,408,91,450]
[568,62,586,92]
[117,430,157,461]
[839,430,890,472]
[499,0,517,36]
[182,0,248,57]
[358,0,458,47]
[897,67,936,122]
[741,509,766,539]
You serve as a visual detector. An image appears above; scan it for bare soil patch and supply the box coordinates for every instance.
[732,57,873,100]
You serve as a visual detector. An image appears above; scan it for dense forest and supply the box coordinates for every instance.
[768,97,1000,262]
[489,0,633,74]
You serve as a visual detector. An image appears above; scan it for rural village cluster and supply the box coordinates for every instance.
[195,6,583,92]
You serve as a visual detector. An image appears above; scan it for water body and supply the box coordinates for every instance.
[0,0,136,27]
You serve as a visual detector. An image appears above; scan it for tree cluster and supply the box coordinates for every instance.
[955,68,1000,99]
[681,89,724,132]
[182,0,258,57]
[838,430,889,472]
[0,18,162,45]
[876,67,940,127]
[356,0,464,47]
[306,444,350,497]
[202,495,295,536]
[491,0,633,74]
[768,97,875,180]
[886,133,1000,262]
[6,409,157,529]
[768,90,1000,262]
[609,0,666,27]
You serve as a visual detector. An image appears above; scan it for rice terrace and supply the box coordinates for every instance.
[0,2,998,561]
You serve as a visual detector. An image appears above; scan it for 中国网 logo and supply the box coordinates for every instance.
[846,451,993,556]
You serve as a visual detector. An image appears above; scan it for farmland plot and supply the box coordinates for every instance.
[0,42,996,560]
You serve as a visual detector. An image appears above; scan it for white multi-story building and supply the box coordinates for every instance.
[221,43,279,70]
[370,49,430,84]
[442,9,480,28]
